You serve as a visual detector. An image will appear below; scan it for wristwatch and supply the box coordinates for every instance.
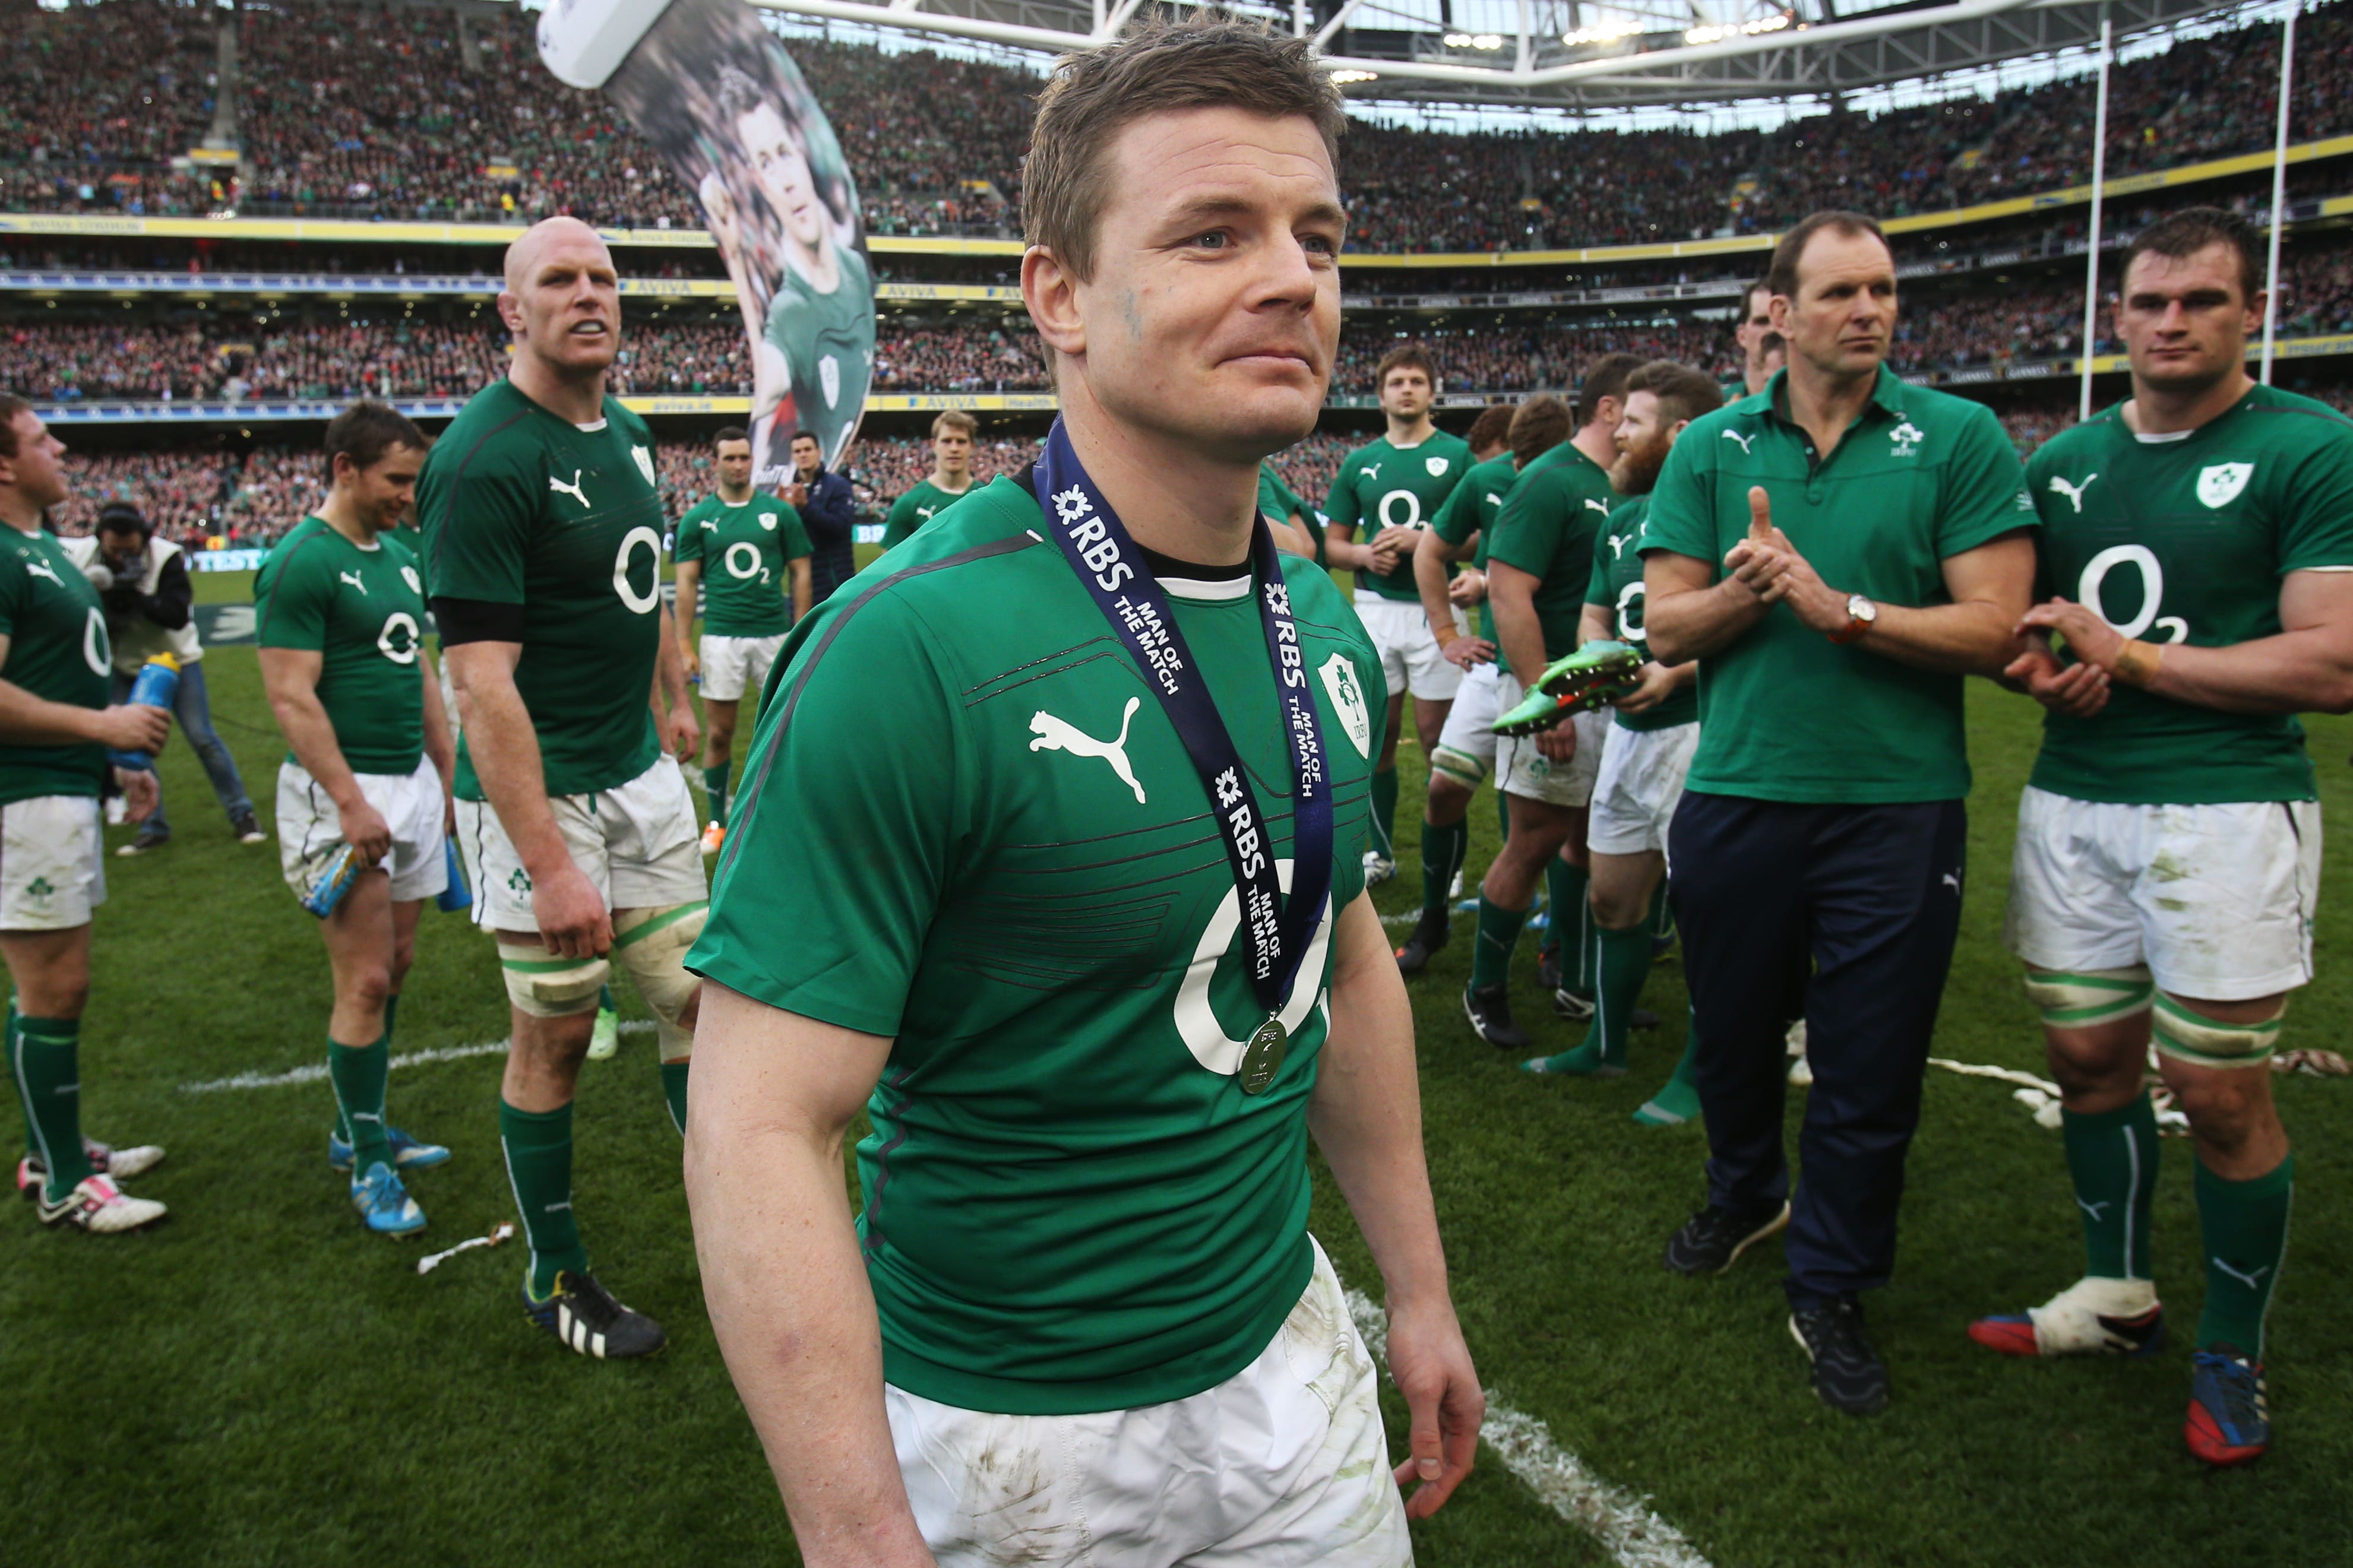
[1829,593,1878,644]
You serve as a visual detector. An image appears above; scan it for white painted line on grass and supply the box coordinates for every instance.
[1343,1287,1713,1568]
[179,1022,656,1095]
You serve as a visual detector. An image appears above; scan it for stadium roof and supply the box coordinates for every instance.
[745,0,2250,109]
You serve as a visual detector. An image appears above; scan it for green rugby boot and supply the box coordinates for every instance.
[1493,641,1643,737]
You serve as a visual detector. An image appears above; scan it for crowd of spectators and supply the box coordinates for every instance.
[18,232,2353,406]
[1,0,222,217]
[12,0,2353,256]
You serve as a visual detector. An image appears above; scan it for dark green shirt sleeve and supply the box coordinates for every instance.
[691,597,957,1038]
[1323,457,1363,533]
[883,491,919,549]
[1486,470,1563,579]
[256,538,331,651]
[1431,472,1479,547]
[2277,417,2353,572]
[427,449,537,605]
[1937,403,2036,559]
[673,506,704,567]
[1638,429,1717,568]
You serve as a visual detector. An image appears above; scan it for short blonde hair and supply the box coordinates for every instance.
[931,409,978,439]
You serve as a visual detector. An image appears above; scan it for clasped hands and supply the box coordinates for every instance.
[1721,486,1851,633]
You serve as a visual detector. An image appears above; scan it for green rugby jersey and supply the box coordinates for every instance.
[763,246,874,464]
[689,474,1388,1417]
[255,517,428,774]
[1322,430,1472,601]
[1431,450,1520,674]
[673,490,809,637]
[416,381,665,800]
[881,476,976,550]
[382,523,426,559]
[2025,385,2353,805]
[0,524,110,806]
[1643,368,2033,804]
[1487,438,1621,662]
[1257,461,1323,568]
[1587,497,1697,733]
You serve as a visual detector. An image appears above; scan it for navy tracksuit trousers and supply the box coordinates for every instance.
[1667,791,1968,1308]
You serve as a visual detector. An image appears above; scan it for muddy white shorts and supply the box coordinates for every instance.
[885,1236,1412,1568]
[1494,675,1606,808]
[698,632,787,704]
[1587,720,1700,856]
[0,794,103,932]
[454,756,706,934]
[1355,593,1463,704]
[2004,786,2320,1002]
[277,756,448,905]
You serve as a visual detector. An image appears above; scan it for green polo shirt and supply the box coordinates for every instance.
[1641,366,2033,804]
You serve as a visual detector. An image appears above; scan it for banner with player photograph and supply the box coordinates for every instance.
[538,0,874,483]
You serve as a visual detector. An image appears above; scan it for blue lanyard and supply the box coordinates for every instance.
[1035,421,1334,1076]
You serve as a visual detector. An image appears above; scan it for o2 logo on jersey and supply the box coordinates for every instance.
[2078,545,2188,644]
[612,527,663,614]
[377,612,421,665]
[1377,490,1424,531]
[722,542,772,584]
[81,606,110,677]
[1614,581,1648,646]
[1172,859,1332,1082]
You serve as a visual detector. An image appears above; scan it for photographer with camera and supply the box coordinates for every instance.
[74,501,263,855]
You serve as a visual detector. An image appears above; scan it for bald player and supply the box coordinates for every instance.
[418,218,708,1360]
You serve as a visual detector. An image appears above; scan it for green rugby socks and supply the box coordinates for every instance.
[2060,1093,2160,1281]
[501,1099,589,1297]
[2194,1155,2294,1357]
[1419,817,1468,926]
[1546,861,1592,989]
[1636,1015,1703,1126]
[1547,922,1652,1075]
[660,1060,690,1137]
[10,1012,90,1200]
[1370,768,1398,863]
[703,764,731,829]
[1469,895,1530,991]
[329,1034,393,1176]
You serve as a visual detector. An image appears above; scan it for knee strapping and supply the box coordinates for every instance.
[498,943,610,1018]
[1429,746,1490,790]
[2152,993,2285,1069]
[613,902,706,1051]
[2023,966,2154,1030]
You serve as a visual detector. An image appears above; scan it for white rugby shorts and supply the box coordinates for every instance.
[2004,786,2321,1002]
[277,756,450,905]
[1587,721,1700,856]
[698,631,788,704]
[1354,593,1463,704]
[1429,661,1503,786]
[1494,676,1606,807]
[455,756,707,935]
[0,795,104,932]
[886,1236,1412,1568]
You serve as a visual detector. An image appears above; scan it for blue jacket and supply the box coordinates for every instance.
[795,464,859,604]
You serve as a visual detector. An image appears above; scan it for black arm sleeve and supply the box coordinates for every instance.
[144,553,193,631]
[431,597,529,647]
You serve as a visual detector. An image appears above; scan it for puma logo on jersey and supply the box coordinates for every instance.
[339,571,368,594]
[1359,465,1380,479]
[1030,698,1147,805]
[916,506,937,521]
[1585,498,1611,516]
[1608,534,1631,559]
[548,471,592,510]
[2211,1257,2272,1290]
[1721,430,1756,455]
[22,559,61,586]
[2048,473,2098,513]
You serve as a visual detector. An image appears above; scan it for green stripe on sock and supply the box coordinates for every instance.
[330,1035,393,1175]
[660,1059,690,1138]
[2060,1093,2159,1281]
[704,764,731,829]
[12,1014,90,1201]
[501,1099,589,1297]
[1469,895,1530,991]
[2194,1154,2294,1358]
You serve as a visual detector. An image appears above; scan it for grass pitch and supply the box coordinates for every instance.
[8,596,2352,1566]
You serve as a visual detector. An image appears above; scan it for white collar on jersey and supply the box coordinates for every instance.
[572,417,609,433]
[1156,571,1253,603]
